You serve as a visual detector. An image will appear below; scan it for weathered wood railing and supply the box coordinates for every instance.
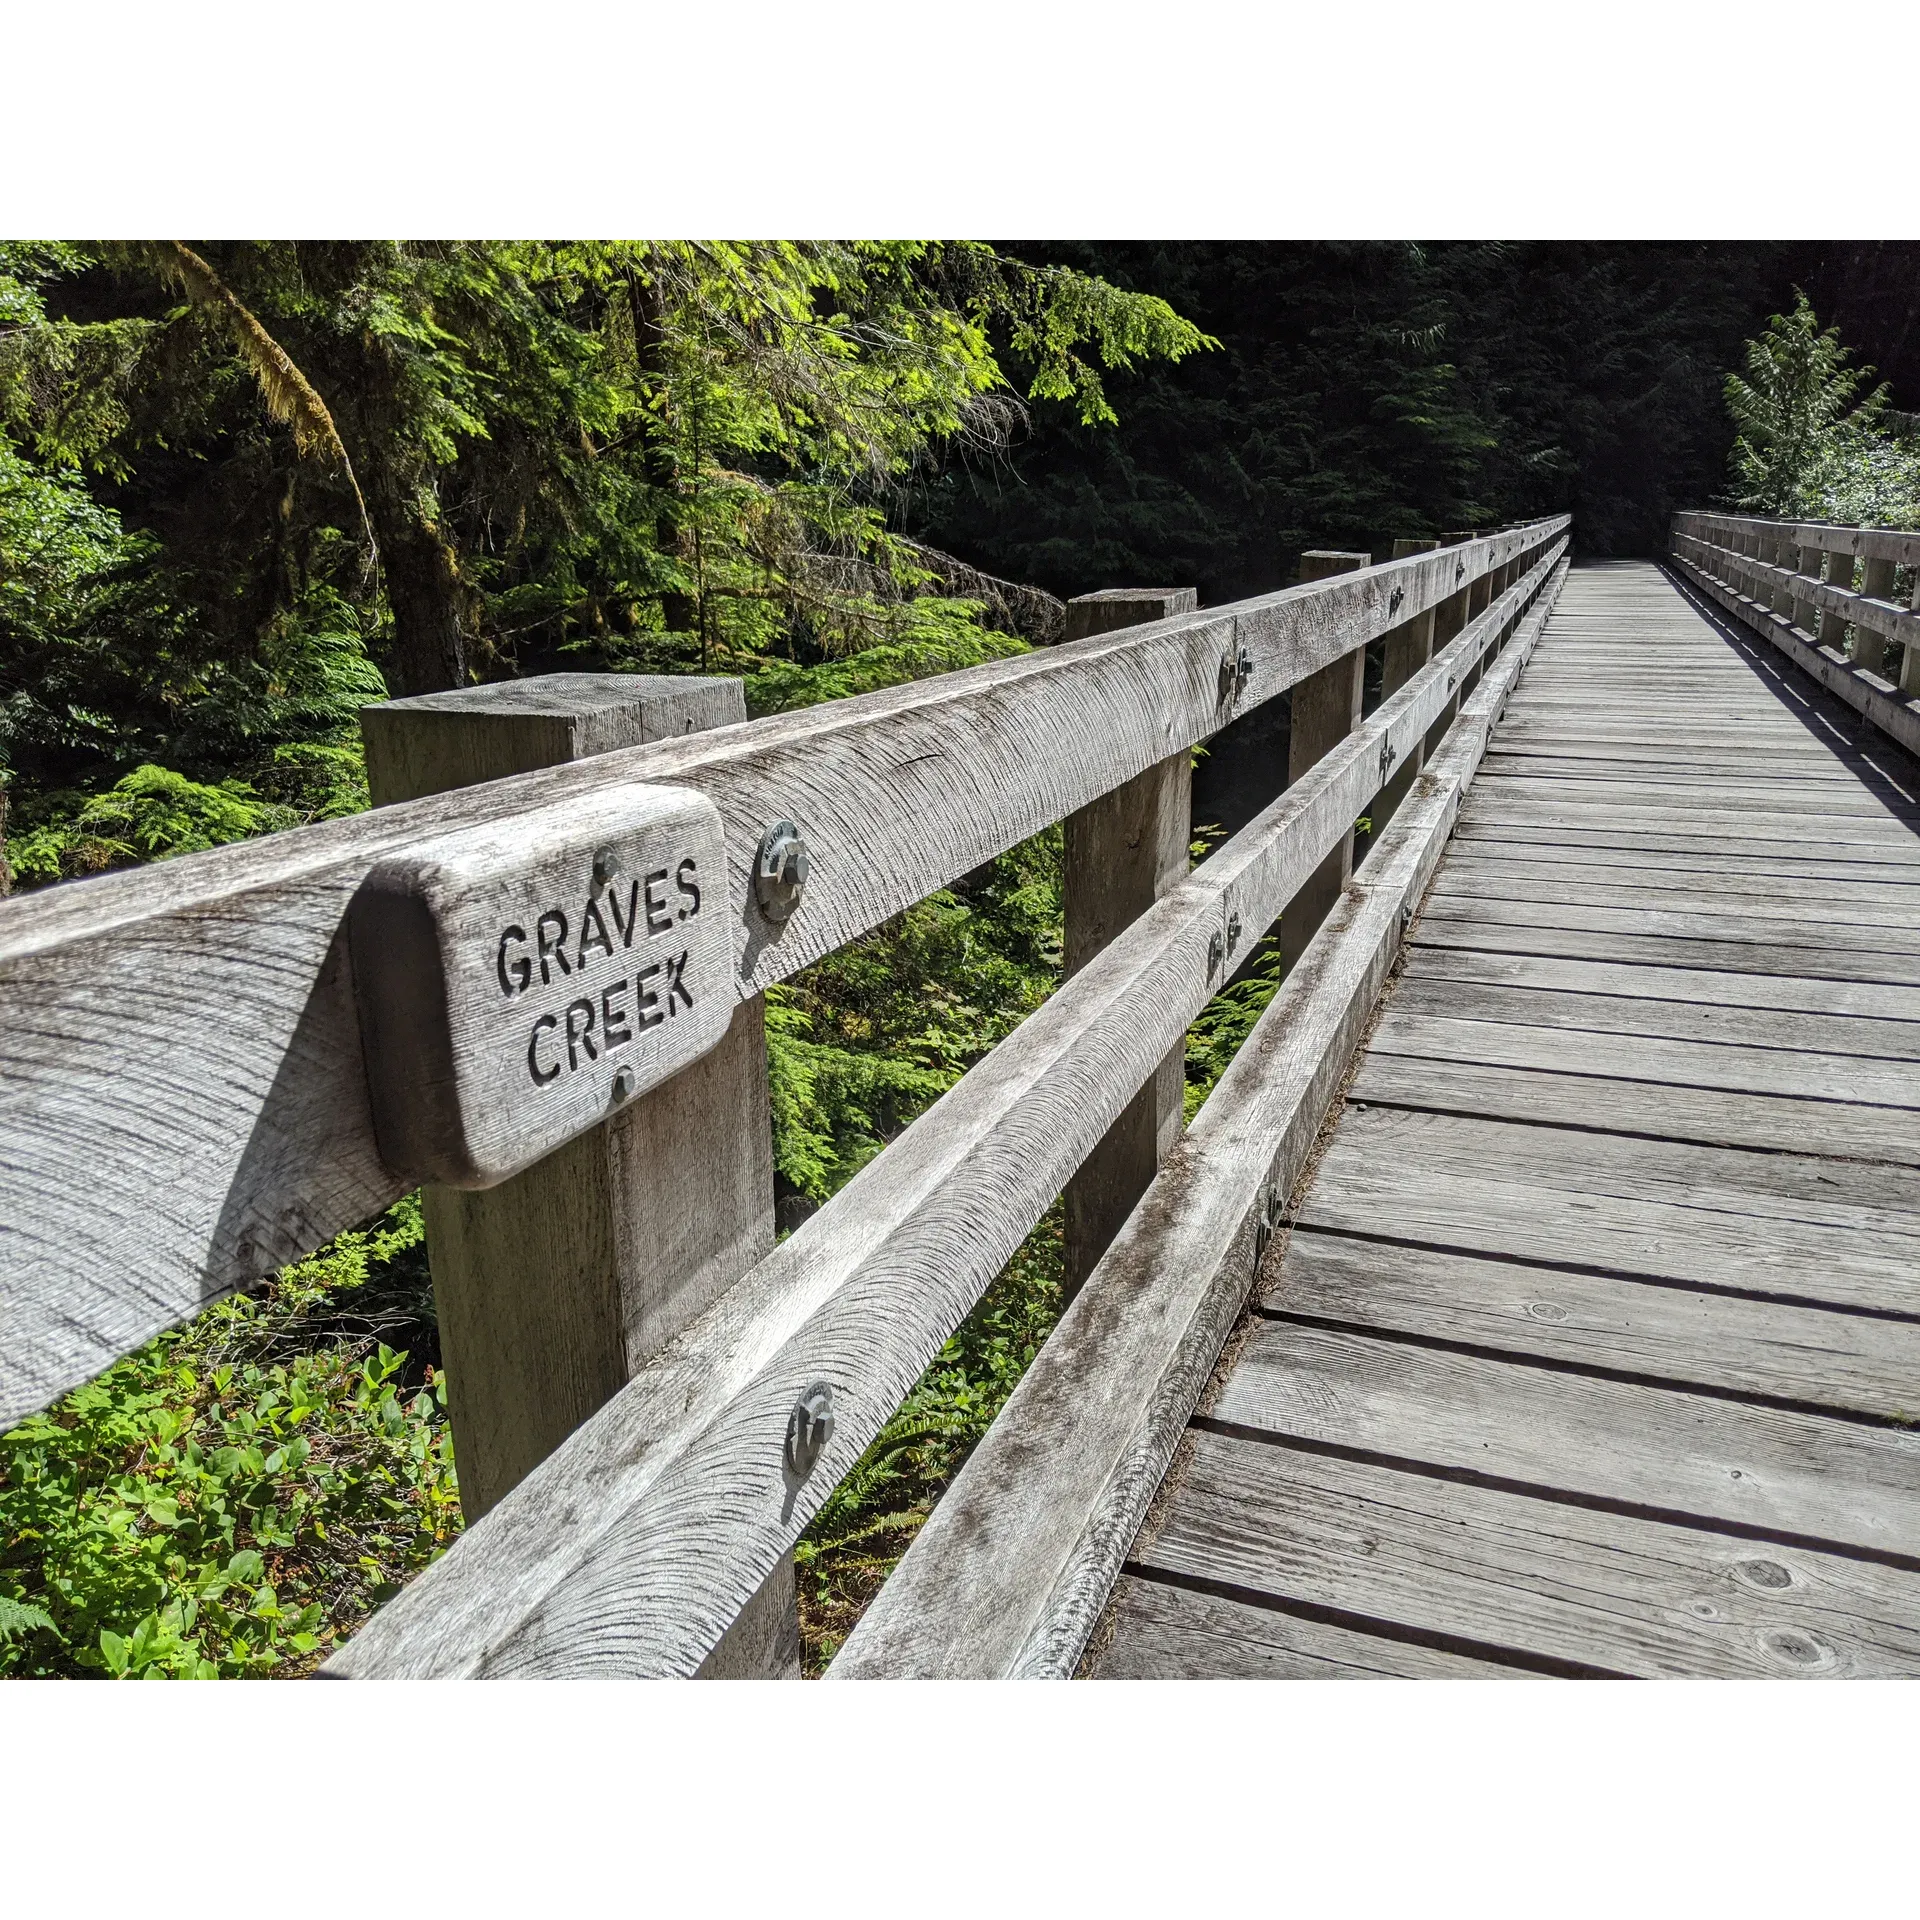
[0,513,1569,1676]
[1670,511,1920,756]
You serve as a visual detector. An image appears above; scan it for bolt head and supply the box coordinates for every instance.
[756,820,809,923]
[784,1381,836,1480]
[591,846,621,889]
[610,1065,637,1105]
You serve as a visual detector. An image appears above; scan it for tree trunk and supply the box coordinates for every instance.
[371,501,471,695]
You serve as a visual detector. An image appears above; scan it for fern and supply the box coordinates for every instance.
[0,1594,59,1642]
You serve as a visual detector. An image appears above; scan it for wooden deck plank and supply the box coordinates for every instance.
[1099,560,1920,1679]
[1099,1574,1525,1679]
[1121,1433,1920,1679]
[1446,798,1920,851]
[1296,1106,1920,1312]
[1367,1006,1920,1112]
[1437,858,1920,916]
[1454,822,1920,875]
[1349,1052,1920,1168]
[1413,910,1920,987]
[1389,963,1920,1057]
[1266,1230,1920,1420]
[1212,1322,1920,1559]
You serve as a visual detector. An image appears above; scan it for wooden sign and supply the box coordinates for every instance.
[350,784,732,1187]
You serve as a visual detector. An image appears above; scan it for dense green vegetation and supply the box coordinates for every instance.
[5,241,1919,1677]
[1725,291,1920,526]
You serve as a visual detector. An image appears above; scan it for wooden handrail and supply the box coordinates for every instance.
[0,518,1567,1430]
[1669,512,1920,754]
[832,557,1572,1679]
[322,534,1569,1677]
[1674,509,1920,571]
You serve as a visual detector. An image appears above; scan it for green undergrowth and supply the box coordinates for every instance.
[0,1198,457,1677]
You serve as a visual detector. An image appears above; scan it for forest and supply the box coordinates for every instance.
[3,238,1918,1676]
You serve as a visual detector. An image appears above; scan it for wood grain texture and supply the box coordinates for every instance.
[348,786,734,1188]
[1267,1230,1920,1420]
[1097,554,1920,1672]
[1298,1104,1920,1312]
[1350,1050,1920,1167]
[1367,1004,1920,1112]
[1397,945,1920,1030]
[0,524,1566,1428]
[1279,550,1368,972]
[1440,853,1920,911]
[1119,1431,1920,1678]
[321,555,1568,1678]
[1063,746,1191,1295]
[1097,1573,1524,1679]
[1414,902,1920,986]
[1213,1321,1920,1559]
[826,566,1569,1680]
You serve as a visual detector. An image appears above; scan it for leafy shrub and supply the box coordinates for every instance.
[0,1198,458,1678]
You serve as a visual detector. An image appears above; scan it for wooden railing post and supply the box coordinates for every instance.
[1459,539,1498,697]
[1819,548,1854,651]
[1769,527,1796,618]
[1906,572,1920,698]
[1278,550,1369,975]
[1061,587,1197,1296]
[1793,540,1824,634]
[1372,536,1441,837]
[360,672,799,1677]
[1424,533,1476,756]
[1855,556,1897,676]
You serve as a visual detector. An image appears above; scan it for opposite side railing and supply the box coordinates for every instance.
[1670,511,1920,756]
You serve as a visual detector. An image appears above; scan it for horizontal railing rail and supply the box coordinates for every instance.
[832,556,1571,1679]
[322,532,1569,1677]
[0,518,1567,1433]
[1670,511,1920,755]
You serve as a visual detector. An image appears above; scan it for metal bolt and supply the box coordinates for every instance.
[1400,901,1414,933]
[1378,738,1397,778]
[1226,910,1243,953]
[784,1382,835,1480]
[591,846,621,890]
[1207,929,1225,977]
[755,820,809,923]
[1236,645,1254,692]
[1389,586,1405,615]
[609,1065,637,1105]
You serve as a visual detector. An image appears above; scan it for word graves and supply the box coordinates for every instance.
[351,784,731,1187]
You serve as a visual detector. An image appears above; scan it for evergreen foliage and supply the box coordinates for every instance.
[1721,292,1920,529]
[1725,291,1888,514]
[915,242,1788,590]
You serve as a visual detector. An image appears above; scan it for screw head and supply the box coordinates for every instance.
[610,1065,637,1105]
[784,1382,836,1481]
[755,820,809,923]
[591,846,621,890]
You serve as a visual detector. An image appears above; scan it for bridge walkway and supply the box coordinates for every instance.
[1096,559,1920,1679]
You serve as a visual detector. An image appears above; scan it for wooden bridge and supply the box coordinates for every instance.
[5,509,1918,1678]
